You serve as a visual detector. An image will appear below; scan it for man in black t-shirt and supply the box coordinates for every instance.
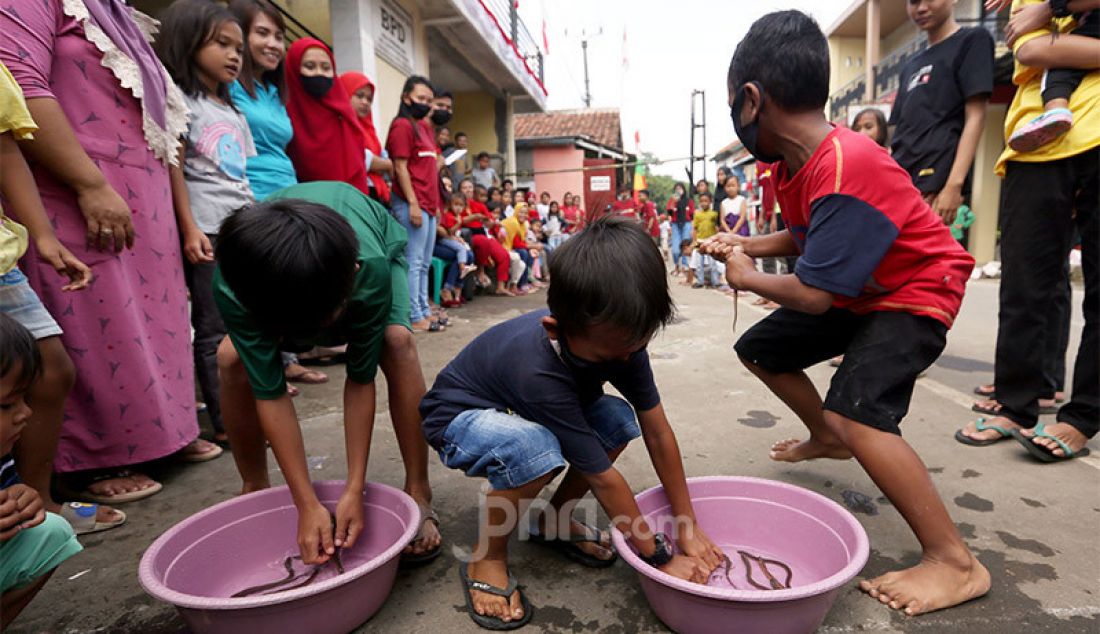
[889,1,994,224]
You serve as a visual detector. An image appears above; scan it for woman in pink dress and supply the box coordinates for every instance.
[1,0,220,503]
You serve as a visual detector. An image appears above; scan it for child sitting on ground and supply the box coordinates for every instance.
[214,181,442,567]
[692,193,720,288]
[0,314,83,628]
[421,217,723,629]
[704,10,988,617]
[436,193,477,306]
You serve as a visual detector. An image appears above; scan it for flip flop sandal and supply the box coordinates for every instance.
[58,502,126,536]
[1011,423,1092,463]
[973,385,996,398]
[458,562,533,631]
[528,521,617,568]
[59,469,163,505]
[400,506,442,566]
[285,367,329,384]
[971,399,1004,416]
[954,418,1014,447]
[177,440,224,463]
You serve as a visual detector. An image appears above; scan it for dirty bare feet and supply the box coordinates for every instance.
[769,437,852,462]
[860,551,990,616]
[467,558,525,624]
[1019,421,1089,458]
[403,491,442,557]
[957,416,1022,443]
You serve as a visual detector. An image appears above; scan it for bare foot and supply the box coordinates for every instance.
[1019,421,1089,457]
[860,552,990,616]
[957,416,1021,443]
[466,558,525,624]
[769,437,852,462]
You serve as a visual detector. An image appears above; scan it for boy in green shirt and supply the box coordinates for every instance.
[214,181,440,566]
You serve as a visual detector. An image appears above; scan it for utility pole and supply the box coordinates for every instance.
[687,89,707,187]
[569,27,602,108]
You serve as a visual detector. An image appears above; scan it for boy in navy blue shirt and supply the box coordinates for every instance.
[421,218,723,630]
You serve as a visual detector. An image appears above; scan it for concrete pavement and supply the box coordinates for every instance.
[11,278,1098,633]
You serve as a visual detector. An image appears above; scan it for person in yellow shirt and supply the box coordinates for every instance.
[691,193,720,288]
[0,62,122,541]
[956,0,1099,462]
[501,203,536,292]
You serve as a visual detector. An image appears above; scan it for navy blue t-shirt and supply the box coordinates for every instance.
[420,310,661,474]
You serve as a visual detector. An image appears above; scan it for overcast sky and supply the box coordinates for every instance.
[517,0,854,179]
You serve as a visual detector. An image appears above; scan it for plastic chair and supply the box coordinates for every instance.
[430,257,446,305]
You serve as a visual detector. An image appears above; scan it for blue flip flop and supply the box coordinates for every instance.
[954,418,1013,447]
[1012,423,1091,463]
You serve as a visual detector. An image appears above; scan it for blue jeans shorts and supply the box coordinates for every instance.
[0,269,62,340]
[438,395,641,490]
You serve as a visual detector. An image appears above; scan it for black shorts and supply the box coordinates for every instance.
[734,308,947,435]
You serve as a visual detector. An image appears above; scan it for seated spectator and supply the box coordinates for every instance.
[561,192,586,234]
[545,202,566,250]
[536,191,551,221]
[486,187,503,214]
[1,314,84,629]
[500,190,516,218]
[435,193,476,307]
[450,132,470,183]
[502,203,538,293]
[501,178,515,194]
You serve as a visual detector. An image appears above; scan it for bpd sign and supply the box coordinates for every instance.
[376,0,414,75]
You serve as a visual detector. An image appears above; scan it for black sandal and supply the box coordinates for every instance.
[400,506,442,566]
[458,562,532,631]
[528,521,617,568]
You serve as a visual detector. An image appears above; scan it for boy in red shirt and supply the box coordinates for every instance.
[703,11,988,617]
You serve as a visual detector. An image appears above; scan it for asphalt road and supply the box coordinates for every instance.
[11,277,1098,634]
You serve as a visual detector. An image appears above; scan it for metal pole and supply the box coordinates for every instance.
[582,39,592,108]
[688,91,695,186]
[701,90,707,186]
[510,0,519,43]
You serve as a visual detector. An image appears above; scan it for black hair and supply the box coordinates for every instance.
[0,313,41,394]
[502,179,514,187]
[698,192,713,200]
[216,198,359,338]
[639,189,650,196]
[548,217,673,344]
[229,0,288,102]
[679,238,693,250]
[156,0,240,104]
[477,151,491,160]
[433,88,454,101]
[727,10,829,111]
[449,191,466,205]
[674,182,690,215]
[474,184,487,194]
[455,132,468,139]
[397,75,434,119]
[488,187,500,197]
[851,107,889,147]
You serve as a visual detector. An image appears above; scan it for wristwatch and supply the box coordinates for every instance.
[1050,0,1072,18]
[640,532,674,568]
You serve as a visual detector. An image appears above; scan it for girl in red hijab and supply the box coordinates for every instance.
[284,38,370,194]
[338,71,392,203]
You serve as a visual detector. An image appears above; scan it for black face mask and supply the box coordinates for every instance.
[731,81,783,164]
[431,109,452,126]
[406,101,431,119]
[300,75,333,98]
[551,333,631,381]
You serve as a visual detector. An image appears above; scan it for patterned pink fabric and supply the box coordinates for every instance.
[1,2,197,472]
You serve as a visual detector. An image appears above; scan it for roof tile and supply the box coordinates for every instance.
[514,108,623,150]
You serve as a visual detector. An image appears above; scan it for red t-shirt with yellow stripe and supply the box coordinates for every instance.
[774,127,974,328]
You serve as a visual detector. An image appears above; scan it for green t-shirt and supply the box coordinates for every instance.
[213,181,409,399]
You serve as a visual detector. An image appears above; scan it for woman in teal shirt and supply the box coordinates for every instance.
[229,0,297,201]
[229,0,328,387]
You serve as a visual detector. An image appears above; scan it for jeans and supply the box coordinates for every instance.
[695,253,720,286]
[184,233,227,433]
[393,197,437,322]
[670,221,692,268]
[515,248,533,286]
[437,395,641,490]
[995,151,1098,436]
[433,239,469,290]
[548,234,566,251]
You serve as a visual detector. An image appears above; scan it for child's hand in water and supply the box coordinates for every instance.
[677,525,725,573]
[298,501,337,565]
[334,488,364,550]
[658,554,713,584]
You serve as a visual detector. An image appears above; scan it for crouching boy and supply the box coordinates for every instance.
[421,217,724,630]
[702,10,989,617]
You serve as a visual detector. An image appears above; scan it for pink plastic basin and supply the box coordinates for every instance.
[139,481,419,634]
[611,476,869,634]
